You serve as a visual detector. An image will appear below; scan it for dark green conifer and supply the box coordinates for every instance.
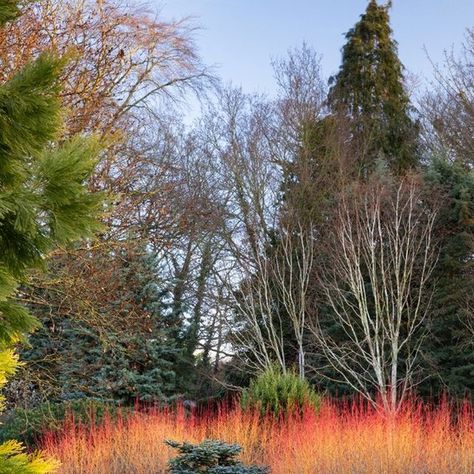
[20,247,180,404]
[328,0,419,175]
[422,158,474,398]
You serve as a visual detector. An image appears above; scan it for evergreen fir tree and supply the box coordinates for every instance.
[92,248,180,403]
[19,246,181,404]
[422,157,474,398]
[328,0,419,175]
[0,0,101,470]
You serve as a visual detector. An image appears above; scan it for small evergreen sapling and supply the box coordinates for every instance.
[241,366,321,417]
[166,439,269,474]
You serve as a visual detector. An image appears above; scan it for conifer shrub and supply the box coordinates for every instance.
[240,366,321,417]
[166,439,269,474]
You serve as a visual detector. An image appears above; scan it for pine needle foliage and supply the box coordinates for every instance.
[0,0,102,471]
[241,366,321,417]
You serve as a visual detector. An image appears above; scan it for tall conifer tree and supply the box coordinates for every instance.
[0,0,101,470]
[328,0,419,175]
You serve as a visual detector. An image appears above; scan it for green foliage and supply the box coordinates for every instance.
[0,399,128,447]
[241,366,321,416]
[19,247,180,405]
[421,157,474,398]
[37,136,102,242]
[26,318,178,405]
[0,0,102,470]
[166,439,269,474]
[328,0,419,174]
[0,440,59,474]
[94,334,178,403]
[0,0,20,25]
[92,249,181,403]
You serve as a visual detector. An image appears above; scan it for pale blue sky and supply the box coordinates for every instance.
[156,0,474,96]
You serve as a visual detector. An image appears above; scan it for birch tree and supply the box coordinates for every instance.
[229,225,314,378]
[311,174,438,413]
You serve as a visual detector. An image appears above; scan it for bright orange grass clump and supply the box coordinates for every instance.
[42,398,473,474]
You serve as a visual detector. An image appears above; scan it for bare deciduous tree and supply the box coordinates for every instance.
[198,46,328,377]
[422,28,474,165]
[311,175,438,413]
[227,225,313,378]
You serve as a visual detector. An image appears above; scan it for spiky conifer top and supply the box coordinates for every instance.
[329,0,419,174]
